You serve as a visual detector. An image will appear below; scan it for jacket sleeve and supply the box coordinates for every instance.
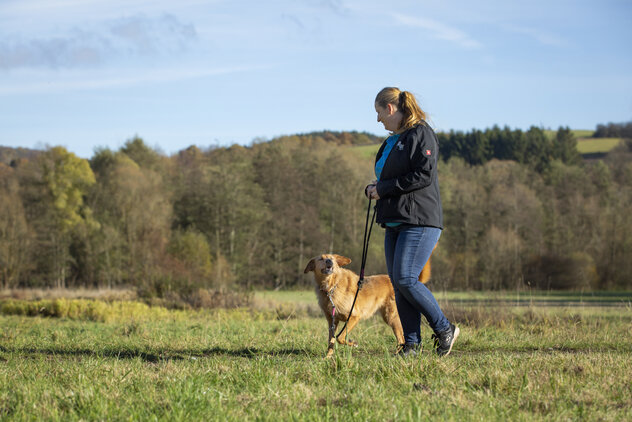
[376,127,436,198]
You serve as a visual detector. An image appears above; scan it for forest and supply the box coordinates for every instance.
[1,124,631,299]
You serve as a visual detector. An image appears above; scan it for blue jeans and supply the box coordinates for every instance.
[384,225,450,344]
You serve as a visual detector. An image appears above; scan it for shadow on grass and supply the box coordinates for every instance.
[3,344,629,363]
[0,345,316,362]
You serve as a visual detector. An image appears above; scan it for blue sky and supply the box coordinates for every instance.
[1,0,631,158]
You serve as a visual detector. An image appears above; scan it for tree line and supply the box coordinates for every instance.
[437,126,582,171]
[1,128,631,295]
[593,121,632,139]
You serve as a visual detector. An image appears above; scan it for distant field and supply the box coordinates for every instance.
[352,131,622,158]
[571,129,595,138]
[350,143,380,160]
[255,289,632,307]
[255,289,315,305]
[576,137,621,154]
[544,129,595,140]
[1,292,631,420]
[529,128,622,155]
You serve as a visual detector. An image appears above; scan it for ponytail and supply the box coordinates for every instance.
[375,87,427,133]
[398,91,426,132]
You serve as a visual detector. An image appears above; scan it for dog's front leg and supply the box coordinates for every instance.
[336,316,359,347]
[325,315,337,358]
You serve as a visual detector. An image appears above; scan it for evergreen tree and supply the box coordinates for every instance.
[554,127,582,165]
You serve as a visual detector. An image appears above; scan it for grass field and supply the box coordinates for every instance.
[576,137,622,154]
[1,291,631,421]
[544,129,596,140]
[570,130,595,138]
[351,143,380,161]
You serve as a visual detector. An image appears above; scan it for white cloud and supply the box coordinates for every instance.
[0,14,198,69]
[391,12,482,49]
[0,64,271,95]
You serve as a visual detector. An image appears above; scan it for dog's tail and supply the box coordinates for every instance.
[418,245,437,284]
[418,260,431,284]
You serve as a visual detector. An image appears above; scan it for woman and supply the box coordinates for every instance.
[365,87,459,357]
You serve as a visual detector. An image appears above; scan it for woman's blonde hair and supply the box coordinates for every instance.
[375,87,426,132]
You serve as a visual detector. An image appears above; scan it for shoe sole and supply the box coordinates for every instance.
[443,326,460,357]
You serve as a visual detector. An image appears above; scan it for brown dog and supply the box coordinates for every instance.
[304,254,406,357]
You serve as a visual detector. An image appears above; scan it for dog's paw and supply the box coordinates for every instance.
[325,349,334,359]
[347,340,358,347]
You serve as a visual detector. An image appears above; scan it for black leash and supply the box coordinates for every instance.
[335,198,377,340]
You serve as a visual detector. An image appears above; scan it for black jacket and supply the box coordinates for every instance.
[374,122,443,229]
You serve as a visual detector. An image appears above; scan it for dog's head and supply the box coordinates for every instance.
[304,254,351,277]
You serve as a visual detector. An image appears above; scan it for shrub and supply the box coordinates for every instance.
[0,298,174,322]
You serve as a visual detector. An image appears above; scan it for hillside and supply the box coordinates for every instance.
[356,129,624,163]
[577,137,622,154]
[2,127,631,292]
[0,146,41,166]
[272,130,381,146]
[543,129,622,156]
[2,128,623,165]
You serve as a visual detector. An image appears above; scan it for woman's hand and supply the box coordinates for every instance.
[365,184,380,200]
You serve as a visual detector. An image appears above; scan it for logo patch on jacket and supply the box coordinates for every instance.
[425,149,432,156]
[396,141,404,150]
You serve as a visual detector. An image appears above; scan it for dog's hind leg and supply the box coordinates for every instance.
[336,316,360,347]
[381,303,405,346]
[387,317,405,346]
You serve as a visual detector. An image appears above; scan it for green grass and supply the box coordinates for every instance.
[255,290,315,305]
[256,289,632,307]
[571,129,595,138]
[1,293,631,421]
[350,144,380,161]
[577,137,622,154]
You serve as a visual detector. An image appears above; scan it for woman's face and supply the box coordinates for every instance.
[375,102,401,132]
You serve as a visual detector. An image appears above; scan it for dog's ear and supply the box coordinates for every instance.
[303,258,316,273]
[334,255,351,267]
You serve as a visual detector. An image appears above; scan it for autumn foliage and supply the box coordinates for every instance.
[1,129,631,293]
